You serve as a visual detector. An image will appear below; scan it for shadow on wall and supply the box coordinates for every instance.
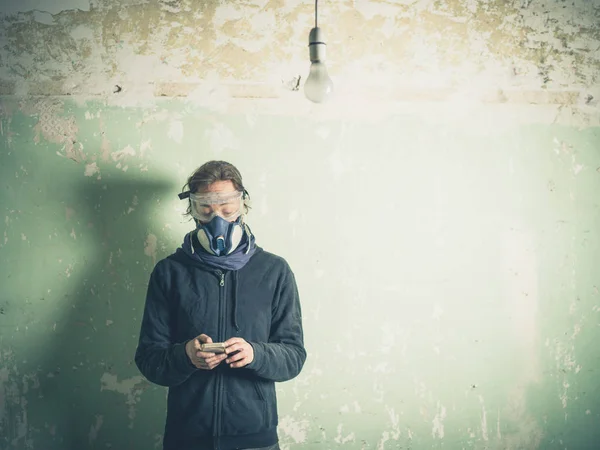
[33,173,175,449]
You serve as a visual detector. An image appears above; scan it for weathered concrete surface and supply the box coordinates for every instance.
[1,1,599,449]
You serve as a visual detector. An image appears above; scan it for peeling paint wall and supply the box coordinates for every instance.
[1,0,599,449]
[0,0,599,111]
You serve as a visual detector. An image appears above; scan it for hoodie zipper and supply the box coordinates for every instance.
[213,270,225,450]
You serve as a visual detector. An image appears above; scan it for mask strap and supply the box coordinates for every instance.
[189,231,196,254]
[243,223,253,254]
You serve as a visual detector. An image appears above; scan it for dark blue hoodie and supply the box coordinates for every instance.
[134,244,306,450]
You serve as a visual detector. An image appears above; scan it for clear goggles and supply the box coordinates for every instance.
[189,190,243,223]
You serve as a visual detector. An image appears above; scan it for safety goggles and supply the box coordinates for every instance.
[188,190,243,223]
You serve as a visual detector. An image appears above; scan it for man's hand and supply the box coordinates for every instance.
[185,334,227,370]
[224,337,255,368]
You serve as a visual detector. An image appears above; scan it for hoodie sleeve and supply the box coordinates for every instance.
[134,263,198,387]
[246,265,307,382]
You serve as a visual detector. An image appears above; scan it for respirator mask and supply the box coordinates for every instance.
[185,190,245,256]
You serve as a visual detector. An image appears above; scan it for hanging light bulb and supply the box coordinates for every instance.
[305,1,333,103]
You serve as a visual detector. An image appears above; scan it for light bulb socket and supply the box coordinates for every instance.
[308,27,326,62]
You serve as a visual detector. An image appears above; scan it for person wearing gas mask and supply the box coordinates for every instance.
[134,160,306,450]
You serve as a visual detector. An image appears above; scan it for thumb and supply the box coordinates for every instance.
[198,334,213,344]
[192,338,202,350]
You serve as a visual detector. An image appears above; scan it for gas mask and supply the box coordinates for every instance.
[196,215,244,256]
[179,189,246,256]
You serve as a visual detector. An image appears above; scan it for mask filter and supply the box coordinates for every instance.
[196,215,244,256]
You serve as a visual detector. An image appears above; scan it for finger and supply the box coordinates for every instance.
[207,354,226,369]
[196,358,211,368]
[196,352,227,367]
[197,359,211,369]
[225,343,243,354]
[227,342,249,354]
[226,351,245,364]
[204,353,226,364]
[196,351,219,359]
[208,358,225,370]
[229,357,248,369]
[223,337,243,347]
[202,356,216,366]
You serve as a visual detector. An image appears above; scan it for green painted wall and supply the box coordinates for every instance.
[1,98,599,449]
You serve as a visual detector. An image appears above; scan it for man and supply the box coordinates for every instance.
[134,160,306,450]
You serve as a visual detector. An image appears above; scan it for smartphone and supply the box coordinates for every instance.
[201,343,226,353]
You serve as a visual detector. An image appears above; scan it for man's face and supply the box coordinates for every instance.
[193,180,242,225]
